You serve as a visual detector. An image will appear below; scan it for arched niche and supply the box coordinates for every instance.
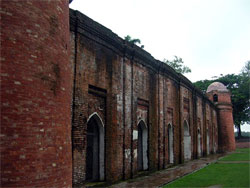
[183,120,191,161]
[86,112,105,181]
[137,120,148,171]
[212,124,216,153]
[207,129,210,155]
[213,94,218,102]
[167,123,174,164]
[197,128,202,157]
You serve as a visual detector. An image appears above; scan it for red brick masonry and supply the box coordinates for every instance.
[1,1,72,187]
[0,2,235,187]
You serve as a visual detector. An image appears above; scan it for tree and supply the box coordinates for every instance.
[193,79,214,93]
[163,56,191,74]
[124,35,144,48]
[194,61,250,137]
[233,61,250,137]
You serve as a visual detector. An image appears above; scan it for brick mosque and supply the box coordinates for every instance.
[1,1,236,187]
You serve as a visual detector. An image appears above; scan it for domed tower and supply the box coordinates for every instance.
[206,82,236,152]
[1,0,72,187]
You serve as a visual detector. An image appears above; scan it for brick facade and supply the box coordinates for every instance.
[207,83,236,152]
[69,10,222,186]
[1,3,234,187]
[1,0,72,187]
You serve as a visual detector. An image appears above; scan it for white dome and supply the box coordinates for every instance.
[206,82,228,93]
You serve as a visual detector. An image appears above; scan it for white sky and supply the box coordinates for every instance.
[70,0,250,130]
[70,0,250,82]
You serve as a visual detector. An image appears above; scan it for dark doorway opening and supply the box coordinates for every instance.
[137,120,148,171]
[86,117,99,181]
[86,113,105,181]
[213,94,218,102]
[168,124,174,164]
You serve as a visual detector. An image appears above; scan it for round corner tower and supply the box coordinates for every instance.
[206,82,236,152]
[1,0,72,187]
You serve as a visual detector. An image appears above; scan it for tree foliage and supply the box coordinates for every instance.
[193,79,214,93]
[124,35,144,48]
[163,56,191,74]
[194,61,250,137]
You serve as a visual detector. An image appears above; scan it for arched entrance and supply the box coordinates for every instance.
[137,120,148,171]
[168,124,174,164]
[197,129,201,157]
[184,120,191,161]
[207,129,210,155]
[86,113,105,181]
[213,94,218,102]
[213,124,216,153]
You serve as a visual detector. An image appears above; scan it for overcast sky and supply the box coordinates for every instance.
[70,0,250,131]
[70,0,250,82]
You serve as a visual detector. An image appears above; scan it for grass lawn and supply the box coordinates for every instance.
[235,148,250,152]
[219,148,250,161]
[164,148,250,188]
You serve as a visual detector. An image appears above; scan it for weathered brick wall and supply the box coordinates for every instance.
[1,0,72,187]
[1,3,228,186]
[69,9,219,185]
[166,79,180,164]
[207,90,235,152]
[217,107,235,152]
[180,86,192,162]
[212,109,219,153]
[205,104,210,154]
[207,91,231,104]
[159,77,180,168]
[132,62,151,175]
[196,97,204,156]
[123,58,133,179]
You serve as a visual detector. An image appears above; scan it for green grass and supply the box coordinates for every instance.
[164,149,250,188]
[235,148,250,153]
[164,163,249,188]
[219,148,250,161]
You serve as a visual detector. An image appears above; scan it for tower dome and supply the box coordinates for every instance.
[206,82,228,93]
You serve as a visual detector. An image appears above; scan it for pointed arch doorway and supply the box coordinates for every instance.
[207,129,210,155]
[197,129,202,157]
[137,120,148,171]
[184,120,191,161]
[86,113,105,181]
[168,124,174,164]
